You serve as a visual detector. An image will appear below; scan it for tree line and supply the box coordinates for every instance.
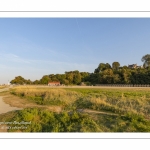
[10,54,150,85]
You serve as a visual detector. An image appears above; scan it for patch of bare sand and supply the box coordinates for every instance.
[0,124,7,132]
[0,96,22,114]
[78,109,118,116]
[0,96,22,132]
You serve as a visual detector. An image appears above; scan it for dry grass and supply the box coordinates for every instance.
[0,91,9,96]
[0,86,7,89]
[10,86,150,118]
[1,85,150,132]
[3,94,62,113]
[11,86,81,107]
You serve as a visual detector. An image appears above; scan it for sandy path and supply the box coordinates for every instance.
[77,109,118,116]
[0,96,22,114]
[0,88,22,132]
[0,88,22,114]
[84,109,118,116]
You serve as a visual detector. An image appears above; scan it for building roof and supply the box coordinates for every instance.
[128,64,143,68]
[128,64,137,68]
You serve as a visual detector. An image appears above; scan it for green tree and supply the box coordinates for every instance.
[40,75,50,84]
[113,74,121,83]
[112,62,120,70]
[123,65,128,69]
[105,63,111,69]
[80,72,90,82]
[26,79,32,84]
[33,80,40,85]
[65,71,74,84]
[101,69,114,83]
[94,63,111,73]
[141,54,150,68]
[120,69,131,84]
[73,71,81,84]
[10,76,26,85]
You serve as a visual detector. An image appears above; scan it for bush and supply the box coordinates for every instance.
[7,108,102,132]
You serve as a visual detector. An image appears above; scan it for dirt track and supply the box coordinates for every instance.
[0,88,22,114]
[0,96,22,114]
[0,88,22,132]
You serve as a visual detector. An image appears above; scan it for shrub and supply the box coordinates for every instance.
[7,108,102,132]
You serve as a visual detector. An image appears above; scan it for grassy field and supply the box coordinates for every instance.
[0,86,7,89]
[0,85,150,132]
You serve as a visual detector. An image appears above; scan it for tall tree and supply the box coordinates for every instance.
[101,69,114,83]
[40,75,50,84]
[73,71,81,84]
[94,63,111,73]
[112,62,120,70]
[10,76,26,85]
[141,54,150,68]
[65,71,74,84]
[120,69,131,84]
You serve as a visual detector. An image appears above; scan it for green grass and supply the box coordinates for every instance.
[5,86,150,132]
[2,108,101,132]
[1,108,150,132]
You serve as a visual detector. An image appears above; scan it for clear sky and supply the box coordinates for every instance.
[0,18,150,84]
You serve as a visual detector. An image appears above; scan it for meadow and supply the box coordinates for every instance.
[1,86,150,132]
[0,85,7,89]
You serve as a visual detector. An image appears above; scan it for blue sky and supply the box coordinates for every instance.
[0,18,150,84]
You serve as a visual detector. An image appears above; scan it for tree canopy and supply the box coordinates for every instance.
[10,54,150,85]
[112,62,120,70]
[141,54,150,68]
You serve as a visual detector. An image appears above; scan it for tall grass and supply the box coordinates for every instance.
[2,86,150,132]
[11,87,81,108]
[11,86,150,118]
[0,86,7,89]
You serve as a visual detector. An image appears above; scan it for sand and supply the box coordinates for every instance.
[0,88,22,114]
[0,96,22,114]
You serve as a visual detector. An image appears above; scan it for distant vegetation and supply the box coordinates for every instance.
[10,54,150,85]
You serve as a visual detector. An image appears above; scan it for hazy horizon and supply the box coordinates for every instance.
[0,18,149,84]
